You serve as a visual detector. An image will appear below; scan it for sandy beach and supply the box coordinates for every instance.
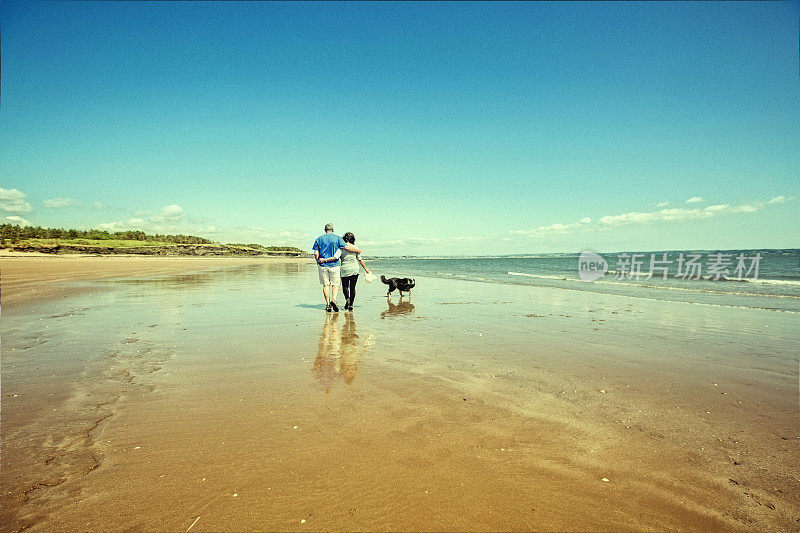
[1,256,798,531]
[0,252,314,307]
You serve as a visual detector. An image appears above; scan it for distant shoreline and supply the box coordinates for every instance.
[0,242,311,258]
[367,248,799,259]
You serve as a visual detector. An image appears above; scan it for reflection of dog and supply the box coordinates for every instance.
[381,275,415,297]
[381,300,415,319]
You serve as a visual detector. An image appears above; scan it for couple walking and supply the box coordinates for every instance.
[312,222,371,312]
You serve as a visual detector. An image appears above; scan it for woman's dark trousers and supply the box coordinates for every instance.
[341,274,358,307]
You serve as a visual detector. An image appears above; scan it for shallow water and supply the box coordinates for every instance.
[369,251,800,312]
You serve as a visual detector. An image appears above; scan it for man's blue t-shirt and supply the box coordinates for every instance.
[312,233,346,267]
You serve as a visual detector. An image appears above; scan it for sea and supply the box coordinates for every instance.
[367,249,800,313]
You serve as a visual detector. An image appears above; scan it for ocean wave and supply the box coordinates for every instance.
[508,272,571,281]
[509,270,800,292]
[506,272,800,299]
[478,270,797,298]
[746,278,800,286]
[605,270,800,285]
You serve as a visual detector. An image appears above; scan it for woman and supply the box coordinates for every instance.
[339,232,371,310]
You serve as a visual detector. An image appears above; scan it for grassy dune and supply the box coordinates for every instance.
[4,238,307,257]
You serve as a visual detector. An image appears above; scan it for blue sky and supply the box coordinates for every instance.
[1,1,798,255]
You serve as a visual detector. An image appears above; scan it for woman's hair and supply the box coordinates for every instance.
[343,232,355,244]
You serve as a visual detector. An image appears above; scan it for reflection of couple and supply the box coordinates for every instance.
[313,312,361,394]
[313,223,371,312]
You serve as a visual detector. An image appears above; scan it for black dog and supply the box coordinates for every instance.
[381,275,415,297]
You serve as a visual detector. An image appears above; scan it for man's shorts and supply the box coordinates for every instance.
[318,265,341,286]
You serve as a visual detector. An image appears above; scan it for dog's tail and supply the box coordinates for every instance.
[381,275,389,285]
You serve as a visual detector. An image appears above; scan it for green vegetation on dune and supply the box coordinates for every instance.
[1,225,213,245]
[17,238,175,248]
[0,224,307,256]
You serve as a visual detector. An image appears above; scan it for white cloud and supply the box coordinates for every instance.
[360,239,406,246]
[4,215,31,226]
[96,218,145,231]
[361,237,433,246]
[44,197,80,208]
[149,204,185,224]
[656,202,669,207]
[599,204,736,226]
[359,234,498,248]
[206,226,309,246]
[595,198,786,227]
[92,201,116,210]
[92,204,303,246]
[685,196,704,203]
[511,217,592,236]
[0,188,33,213]
[511,195,790,236]
[98,204,194,234]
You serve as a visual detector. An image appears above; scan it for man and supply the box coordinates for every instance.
[312,223,360,312]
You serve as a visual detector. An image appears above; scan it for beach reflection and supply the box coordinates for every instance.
[381,299,415,319]
[118,261,309,289]
[313,312,361,393]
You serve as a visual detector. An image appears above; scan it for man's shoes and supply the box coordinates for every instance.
[330,301,339,312]
[326,304,332,312]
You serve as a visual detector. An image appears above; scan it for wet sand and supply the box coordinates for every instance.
[1,258,798,531]
[0,252,312,307]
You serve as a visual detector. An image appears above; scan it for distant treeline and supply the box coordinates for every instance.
[1,224,213,245]
[0,224,306,253]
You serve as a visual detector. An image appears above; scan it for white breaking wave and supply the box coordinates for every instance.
[508,272,571,281]
[746,278,800,286]
[509,271,800,287]
[507,271,800,299]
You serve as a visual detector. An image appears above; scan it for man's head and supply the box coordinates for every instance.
[324,223,334,233]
